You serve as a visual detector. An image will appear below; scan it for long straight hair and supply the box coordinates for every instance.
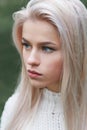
[6,0,87,130]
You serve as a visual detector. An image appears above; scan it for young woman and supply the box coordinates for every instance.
[0,0,87,130]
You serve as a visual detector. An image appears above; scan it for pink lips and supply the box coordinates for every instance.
[28,70,42,78]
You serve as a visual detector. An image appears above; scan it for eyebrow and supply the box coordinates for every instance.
[22,37,57,46]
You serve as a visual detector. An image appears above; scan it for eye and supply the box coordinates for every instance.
[42,46,55,53]
[21,42,31,49]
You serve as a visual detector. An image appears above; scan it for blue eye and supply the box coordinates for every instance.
[22,42,31,49]
[42,46,55,53]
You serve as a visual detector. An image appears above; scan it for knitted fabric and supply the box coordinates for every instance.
[0,88,65,130]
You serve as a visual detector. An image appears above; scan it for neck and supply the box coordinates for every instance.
[46,85,61,93]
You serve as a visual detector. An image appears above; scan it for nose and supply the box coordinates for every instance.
[27,49,40,66]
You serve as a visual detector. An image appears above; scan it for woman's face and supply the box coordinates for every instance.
[22,19,63,92]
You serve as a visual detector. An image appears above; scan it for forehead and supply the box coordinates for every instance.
[22,19,60,45]
[23,18,58,34]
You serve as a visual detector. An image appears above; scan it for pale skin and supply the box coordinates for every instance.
[21,19,63,92]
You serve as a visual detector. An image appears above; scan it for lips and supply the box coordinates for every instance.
[27,70,42,78]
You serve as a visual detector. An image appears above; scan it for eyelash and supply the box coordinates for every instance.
[21,42,55,53]
[42,46,55,53]
[22,42,31,49]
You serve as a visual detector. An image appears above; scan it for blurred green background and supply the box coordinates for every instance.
[0,0,28,117]
[0,0,87,117]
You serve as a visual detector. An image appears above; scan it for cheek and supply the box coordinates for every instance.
[52,59,63,75]
[44,55,63,77]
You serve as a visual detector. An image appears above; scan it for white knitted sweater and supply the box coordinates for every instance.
[0,88,65,130]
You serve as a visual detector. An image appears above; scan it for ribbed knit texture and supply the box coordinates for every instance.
[0,88,65,130]
[28,88,65,130]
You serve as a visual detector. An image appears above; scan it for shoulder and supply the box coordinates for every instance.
[4,92,19,110]
[2,92,19,115]
[0,92,19,130]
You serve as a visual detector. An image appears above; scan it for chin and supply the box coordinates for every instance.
[29,80,46,89]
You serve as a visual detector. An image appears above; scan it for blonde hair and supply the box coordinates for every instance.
[7,0,87,130]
